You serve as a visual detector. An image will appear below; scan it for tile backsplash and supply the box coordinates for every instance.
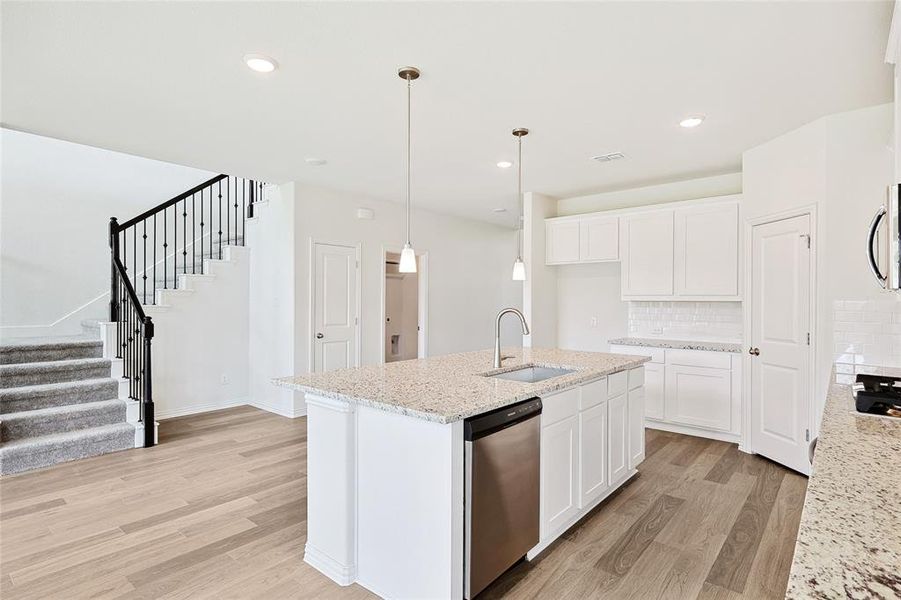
[628,301,742,341]
[833,299,901,384]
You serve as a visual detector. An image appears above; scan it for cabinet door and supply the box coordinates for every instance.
[579,216,619,262]
[546,220,581,265]
[541,415,579,538]
[608,393,629,486]
[621,211,674,297]
[674,201,739,298]
[628,387,646,469]
[579,402,608,508]
[644,362,665,420]
[664,364,732,431]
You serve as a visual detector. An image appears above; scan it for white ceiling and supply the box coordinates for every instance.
[1,1,894,225]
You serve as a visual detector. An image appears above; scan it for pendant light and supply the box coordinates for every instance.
[398,66,420,273]
[512,128,529,281]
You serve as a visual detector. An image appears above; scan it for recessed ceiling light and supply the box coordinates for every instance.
[497,161,513,169]
[244,53,278,73]
[679,115,705,128]
[305,158,327,166]
[591,152,626,163]
[492,207,507,213]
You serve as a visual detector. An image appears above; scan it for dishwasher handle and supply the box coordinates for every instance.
[464,397,542,441]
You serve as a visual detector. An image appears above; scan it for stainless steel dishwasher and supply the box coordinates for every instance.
[464,397,542,599]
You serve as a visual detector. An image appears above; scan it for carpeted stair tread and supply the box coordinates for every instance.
[0,423,135,476]
[0,378,119,413]
[0,338,103,365]
[0,358,111,388]
[1,399,127,441]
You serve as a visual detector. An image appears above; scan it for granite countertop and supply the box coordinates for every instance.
[273,348,649,424]
[786,367,901,599]
[608,336,742,354]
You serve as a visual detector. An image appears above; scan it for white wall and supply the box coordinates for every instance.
[0,128,215,337]
[556,262,627,352]
[247,184,298,417]
[523,192,559,347]
[149,246,250,418]
[289,184,523,379]
[743,102,895,429]
[557,173,742,217]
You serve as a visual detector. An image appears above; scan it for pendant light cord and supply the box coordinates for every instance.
[517,133,523,260]
[406,74,412,246]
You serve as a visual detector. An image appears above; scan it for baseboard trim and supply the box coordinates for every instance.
[304,543,356,586]
[249,396,307,419]
[155,397,249,420]
[645,420,741,444]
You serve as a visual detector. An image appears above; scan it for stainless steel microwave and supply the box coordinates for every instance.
[868,184,901,290]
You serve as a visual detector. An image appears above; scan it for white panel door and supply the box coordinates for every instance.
[607,393,628,486]
[674,201,740,298]
[579,216,619,262]
[546,220,581,264]
[540,415,579,538]
[628,386,646,468]
[578,402,608,508]
[621,211,674,297]
[644,362,665,420]
[313,243,358,373]
[664,365,732,431]
[750,215,811,475]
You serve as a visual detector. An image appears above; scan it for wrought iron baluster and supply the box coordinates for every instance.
[218,180,223,259]
[182,199,188,276]
[192,192,196,275]
[234,177,239,246]
[163,207,168,290]
[142,220,147,304]
[153,214,157,305]
[241,179,246,243]
[200,188,205,274]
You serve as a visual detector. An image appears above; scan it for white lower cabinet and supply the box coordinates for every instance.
[540,414,579,538]
[535,368,645,554]
[610,344,742,442]
[607,392,629,487]
[644,362,665,420]
[664,363,732,432]
[628,386,646,469]
[578,401,608,508]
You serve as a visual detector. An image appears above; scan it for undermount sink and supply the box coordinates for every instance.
[485,365,575,383]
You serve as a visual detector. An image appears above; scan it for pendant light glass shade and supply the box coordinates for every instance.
[398,67,419,273]
[512,128,529,281]
[399,243,417,273]
[512,257,526,281]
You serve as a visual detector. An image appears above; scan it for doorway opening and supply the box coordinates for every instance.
[382,250,427,363]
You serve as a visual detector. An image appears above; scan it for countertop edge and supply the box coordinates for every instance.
[608,337,742,354]
[273,355,650,424]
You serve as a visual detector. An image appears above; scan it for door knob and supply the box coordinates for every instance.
[748,347,760,356]
[316,333,324,339]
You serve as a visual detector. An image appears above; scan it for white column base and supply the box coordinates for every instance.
[134,420,159,447]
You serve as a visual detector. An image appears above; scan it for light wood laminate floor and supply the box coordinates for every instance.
[0,406,806,599]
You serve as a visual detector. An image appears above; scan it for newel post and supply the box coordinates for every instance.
[109,217,119,322]
[143,316,155,448]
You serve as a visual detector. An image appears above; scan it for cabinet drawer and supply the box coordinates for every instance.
[665,348,731,370]
[610,344,665,364]
[607,371,628,398]
[580,377,607,410]
[628,367,644,390]
[541,387,580,426]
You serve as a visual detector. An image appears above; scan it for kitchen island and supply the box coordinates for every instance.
[275,347,649,599]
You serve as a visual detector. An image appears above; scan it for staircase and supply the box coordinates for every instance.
[0,174,265,475]
[0,337,134,475]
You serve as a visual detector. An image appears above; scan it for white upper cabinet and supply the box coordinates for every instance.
[620,210,674,297]
[546,220,581,264]
[673,201,740,299]
[579,216,619,262]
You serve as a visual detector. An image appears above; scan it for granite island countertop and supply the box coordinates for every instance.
[785,367,901,599]
[273,347,649,424]
[609,336,742,353]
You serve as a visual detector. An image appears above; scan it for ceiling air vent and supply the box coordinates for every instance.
[591,152,625,163]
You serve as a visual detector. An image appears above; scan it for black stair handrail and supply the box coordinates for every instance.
[108,174,266,448]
